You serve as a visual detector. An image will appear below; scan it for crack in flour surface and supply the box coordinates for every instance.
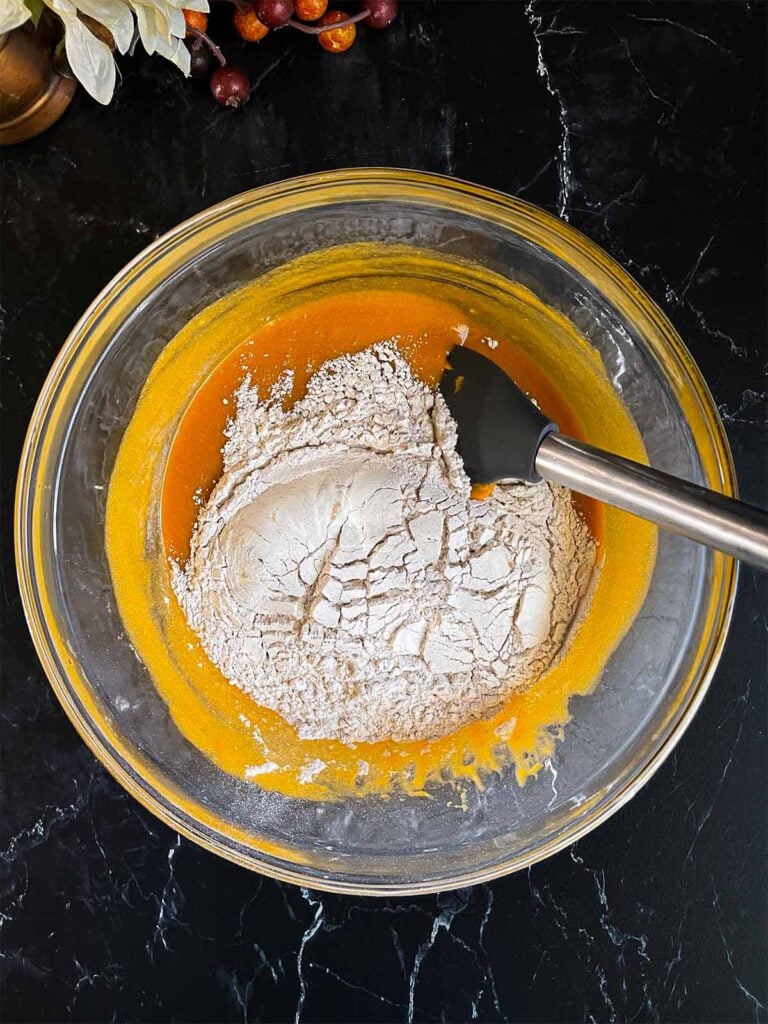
[173,343,596,744]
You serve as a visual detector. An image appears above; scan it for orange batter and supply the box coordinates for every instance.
[162,291,602,562]
[106,243,656,802]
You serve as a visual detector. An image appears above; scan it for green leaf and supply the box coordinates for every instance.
[25,0,45,28]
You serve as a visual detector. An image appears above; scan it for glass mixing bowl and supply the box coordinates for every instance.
[15,170,736,895]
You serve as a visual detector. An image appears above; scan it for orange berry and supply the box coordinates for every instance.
[295,0,327,19]
[317,9,355,52]
[233,3,270,41]
[183,9,208,35]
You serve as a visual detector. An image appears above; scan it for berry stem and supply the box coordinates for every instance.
[186,26,228,66]
[286,10,369,34]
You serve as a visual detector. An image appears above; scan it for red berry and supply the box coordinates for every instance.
[256,0,294,28]
[188,44,213,79]
[360,0,397,29]
[210,66,250,107]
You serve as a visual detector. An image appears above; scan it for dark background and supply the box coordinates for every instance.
[2,3,766,1022]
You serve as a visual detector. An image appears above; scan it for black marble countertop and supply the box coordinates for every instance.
[2,3,766,1022]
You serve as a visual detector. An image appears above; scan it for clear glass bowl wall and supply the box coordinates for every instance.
[16,171,735,894]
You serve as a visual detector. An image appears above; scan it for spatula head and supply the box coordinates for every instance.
[439,345,558,485]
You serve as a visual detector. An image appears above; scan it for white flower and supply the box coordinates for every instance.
[47,0,117,103]
[69,0,136,52]
[3,0,210,104]
[0,0,34,33]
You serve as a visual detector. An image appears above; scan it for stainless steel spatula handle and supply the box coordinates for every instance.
[439,345,768,570]
[536,433,768,571]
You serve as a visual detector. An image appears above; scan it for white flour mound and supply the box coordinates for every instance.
[173,343,596,744]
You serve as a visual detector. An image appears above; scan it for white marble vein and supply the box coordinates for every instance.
[294,889,324,1024]
[526,1,575,219]
[151,835,183,955]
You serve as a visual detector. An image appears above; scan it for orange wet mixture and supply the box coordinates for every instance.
[163,291,602,562]
[106,244,656,802]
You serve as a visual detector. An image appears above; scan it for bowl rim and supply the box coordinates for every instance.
[14,168,738,895]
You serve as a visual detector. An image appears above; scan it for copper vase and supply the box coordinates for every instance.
[0,16,77,145]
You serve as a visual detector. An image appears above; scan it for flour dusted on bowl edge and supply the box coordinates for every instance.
[172,343,597,745]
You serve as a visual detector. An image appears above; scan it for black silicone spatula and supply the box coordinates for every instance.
[439,345,768,570]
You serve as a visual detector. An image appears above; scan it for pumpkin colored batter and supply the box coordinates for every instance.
[106,244,656,802]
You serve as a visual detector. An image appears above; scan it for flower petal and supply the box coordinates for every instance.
[48,0,117,104]
[130,0,190,70]
[162,0,209,10]
[72,0,134,53]
[131,2,157,53]
[153,31,190,75]
[0,0,33,34]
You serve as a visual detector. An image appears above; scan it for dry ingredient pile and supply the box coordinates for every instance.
[173,342,597,745]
